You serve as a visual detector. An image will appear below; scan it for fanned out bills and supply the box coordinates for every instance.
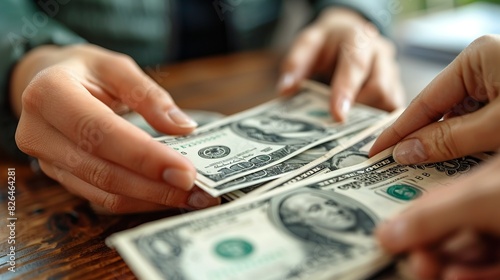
[155,81,386,196]
[224,109,402,201]
[107,148,489,280]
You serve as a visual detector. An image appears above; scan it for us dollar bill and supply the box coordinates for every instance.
[155,81,386,191]
[211,133,358,197]
[228,109,402,200]
[107,149,489,280]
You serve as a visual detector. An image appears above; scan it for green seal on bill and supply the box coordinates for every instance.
[215,239,254,259]
[386,184,422,201]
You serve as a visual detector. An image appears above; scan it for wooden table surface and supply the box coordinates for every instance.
[0,50,281,280]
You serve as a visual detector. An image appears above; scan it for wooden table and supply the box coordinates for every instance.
[0,51,281,280]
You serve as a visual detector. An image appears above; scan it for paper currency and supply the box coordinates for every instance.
[240,109,402,199]
[107,148,488,280]
[212,134,356,197]
[156,81,385,194]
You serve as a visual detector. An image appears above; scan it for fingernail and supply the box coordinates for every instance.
[393,139,428,165]
[335,97,351,121]
[187,189,220,209]
[340,98,351,117]
[113,103,131,115]
[277,73,295,93]
[168,108,198,128]
[162,169,195,191]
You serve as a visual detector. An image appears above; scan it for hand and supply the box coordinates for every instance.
[370,35,500,165]
[376,154,500,280]
[11,44,219,213]
[278,7,404,121]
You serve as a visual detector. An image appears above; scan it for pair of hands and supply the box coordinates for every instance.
[371,35,500,279]
[11,8,403,214]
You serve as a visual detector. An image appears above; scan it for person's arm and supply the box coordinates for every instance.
[0,0,86,161]
[309,0,392,36]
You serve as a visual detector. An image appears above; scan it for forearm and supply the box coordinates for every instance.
[309,0,393,36]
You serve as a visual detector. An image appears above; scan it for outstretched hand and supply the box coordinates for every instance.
[278,7,404,121]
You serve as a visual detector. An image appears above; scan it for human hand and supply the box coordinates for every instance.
[376,154,500,280]
[370,35,500,165]
[278,7,404,121]
[12,44,219,213]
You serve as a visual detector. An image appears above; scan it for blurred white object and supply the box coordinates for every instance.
[398,2,500,61]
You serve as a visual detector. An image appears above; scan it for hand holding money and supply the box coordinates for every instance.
[374,35,500,279]
[370,35,500,165]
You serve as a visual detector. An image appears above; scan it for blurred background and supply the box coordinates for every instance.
[277,0,500,102]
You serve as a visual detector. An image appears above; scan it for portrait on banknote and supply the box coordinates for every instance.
[232,115,327,145]
[270,189,378,250]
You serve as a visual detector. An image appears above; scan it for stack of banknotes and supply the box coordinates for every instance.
[107,81,488,280]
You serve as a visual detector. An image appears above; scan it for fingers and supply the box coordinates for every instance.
[328,31,376,121]
[39,160,171,213]
[376,156,500,254]
[16,111,217,209]
[389,100,500,164]
[94,54,198,135]
[370,66,468,156]
[39,160,219,213]
[370,35,499,157]
[278,27,328,96]
[23,68,196,190]
[356,40,405,112]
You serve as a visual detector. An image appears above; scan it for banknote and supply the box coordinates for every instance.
[222,130,370,201]
[211,133,358,197]
[155,81,386,191]
[226,109,402,200]
[107,148,489,280]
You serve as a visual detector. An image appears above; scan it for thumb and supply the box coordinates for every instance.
[391,104,500,164]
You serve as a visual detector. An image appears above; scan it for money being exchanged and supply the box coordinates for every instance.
[155,81,386,196]
[106,81,489,280]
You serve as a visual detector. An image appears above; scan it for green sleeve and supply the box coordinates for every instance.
[0,0,86,161]
[309,0,393,36]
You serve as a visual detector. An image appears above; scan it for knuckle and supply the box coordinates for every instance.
[85,160,114,192]
[159,188,179,206]
[129,149,150,177]
[22,66,73,113]
[100,193,124,214]
[112,53,137,68]
[21,84,43,114]
[431,121,461,159]
[297,27,323,46]
[73,113,105,152]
